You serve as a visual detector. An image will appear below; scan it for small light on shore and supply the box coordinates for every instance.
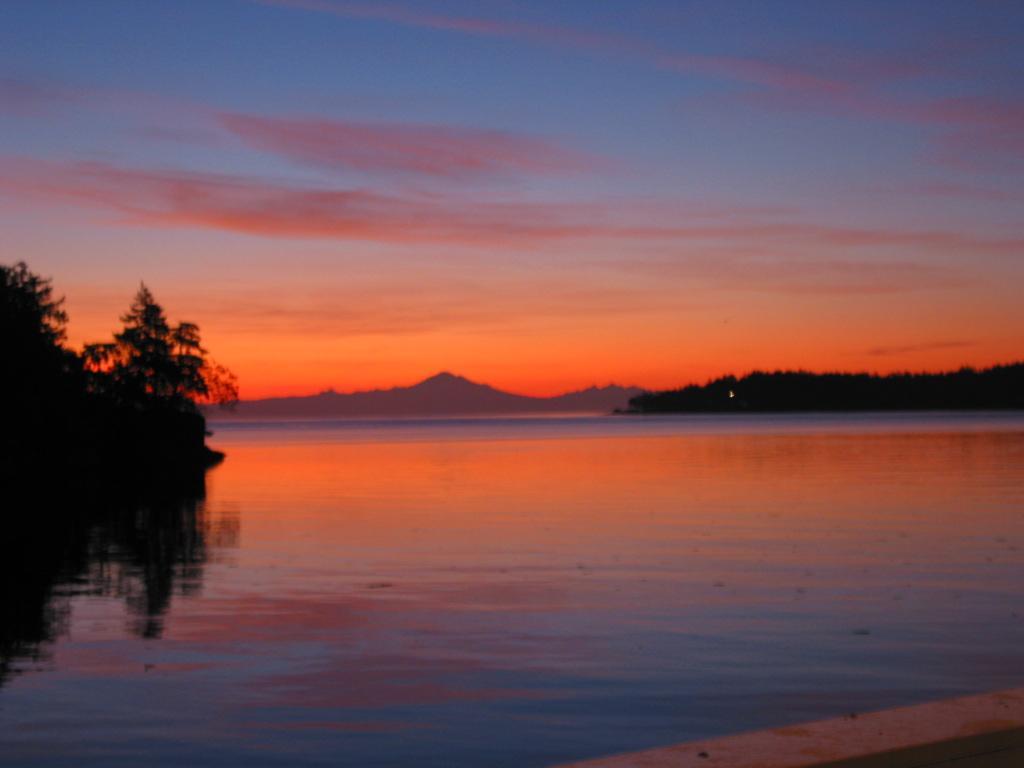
[728,390,735,399]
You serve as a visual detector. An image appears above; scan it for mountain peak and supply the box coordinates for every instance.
[415,371,477,388]
[422,371,464,382]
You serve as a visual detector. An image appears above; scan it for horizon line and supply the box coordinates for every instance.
[228,360,1023,403]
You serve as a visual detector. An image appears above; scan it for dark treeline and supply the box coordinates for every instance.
[1,261,237,483]
[629,364,1024,413]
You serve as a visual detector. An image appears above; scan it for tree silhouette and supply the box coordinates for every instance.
[1,262,84,463]
[0,261,79,400]
[84,284,237,412]
[3,263,236,472]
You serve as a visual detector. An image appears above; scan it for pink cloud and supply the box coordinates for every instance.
[0,157,615,246]
[2,157,1019,256]
[218,112,597,178]
[1,76,603,179]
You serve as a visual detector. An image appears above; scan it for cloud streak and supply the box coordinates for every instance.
[868,340,975,357]
[0,158,613,246]
[256,0,854,95]
[218,112,597,178]
[182,281,681,339]
[619,255,966,296]
[257,0,647,57]
[2,157,1020,256]
[0,78,80,116]
[737,85,1024,168]
[0,77,199,119]
[1,77,604,181]
[885,181,1020,203]
[255,3,1024,168]
[316,0,960,110]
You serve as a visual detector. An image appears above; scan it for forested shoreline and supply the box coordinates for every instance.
[629,364,1024,413]
[1,262,237,486]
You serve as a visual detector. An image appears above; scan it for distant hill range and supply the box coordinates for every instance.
[629,362,1024,413]
[210,372,644,419]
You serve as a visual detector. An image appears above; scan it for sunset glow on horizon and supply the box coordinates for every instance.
[3,1,1023,399]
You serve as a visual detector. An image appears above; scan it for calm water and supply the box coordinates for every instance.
[3,413,1024,766]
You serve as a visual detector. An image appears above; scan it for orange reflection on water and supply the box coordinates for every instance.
[6,418,1023,768]
[207,426,1024,574]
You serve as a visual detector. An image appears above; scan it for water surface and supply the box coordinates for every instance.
[3,413,1024,766]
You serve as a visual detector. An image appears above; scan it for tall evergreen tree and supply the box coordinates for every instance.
[85,285,237,412]
[0,261,79,405]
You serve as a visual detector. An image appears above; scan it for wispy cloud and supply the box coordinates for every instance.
[656,52,849,95]
[258,0,995,109]
[618,255,966,296]
[1,76,604,180]
[0,78,80,116]
[737,83,1024,169]
[3,156,1019,255]
[257,0,644,56]
[0,158,621,246]
[182,280,680,339]
[218,112,597,178]
[255,0,856,94]
[920,97,1024,168]
[616,223,1024,255]
[256,1,1024,169]
[0,77,197,118]
[868,340,975,356]
[884,181,1020,203]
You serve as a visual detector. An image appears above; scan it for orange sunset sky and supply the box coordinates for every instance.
[2,1,1023,398]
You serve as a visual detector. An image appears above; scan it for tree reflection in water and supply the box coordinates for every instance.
[0,469,238,685]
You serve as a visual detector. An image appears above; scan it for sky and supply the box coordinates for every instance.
[2,0,1023,398]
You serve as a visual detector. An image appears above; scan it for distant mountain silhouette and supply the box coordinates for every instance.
[209,372,644,419]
